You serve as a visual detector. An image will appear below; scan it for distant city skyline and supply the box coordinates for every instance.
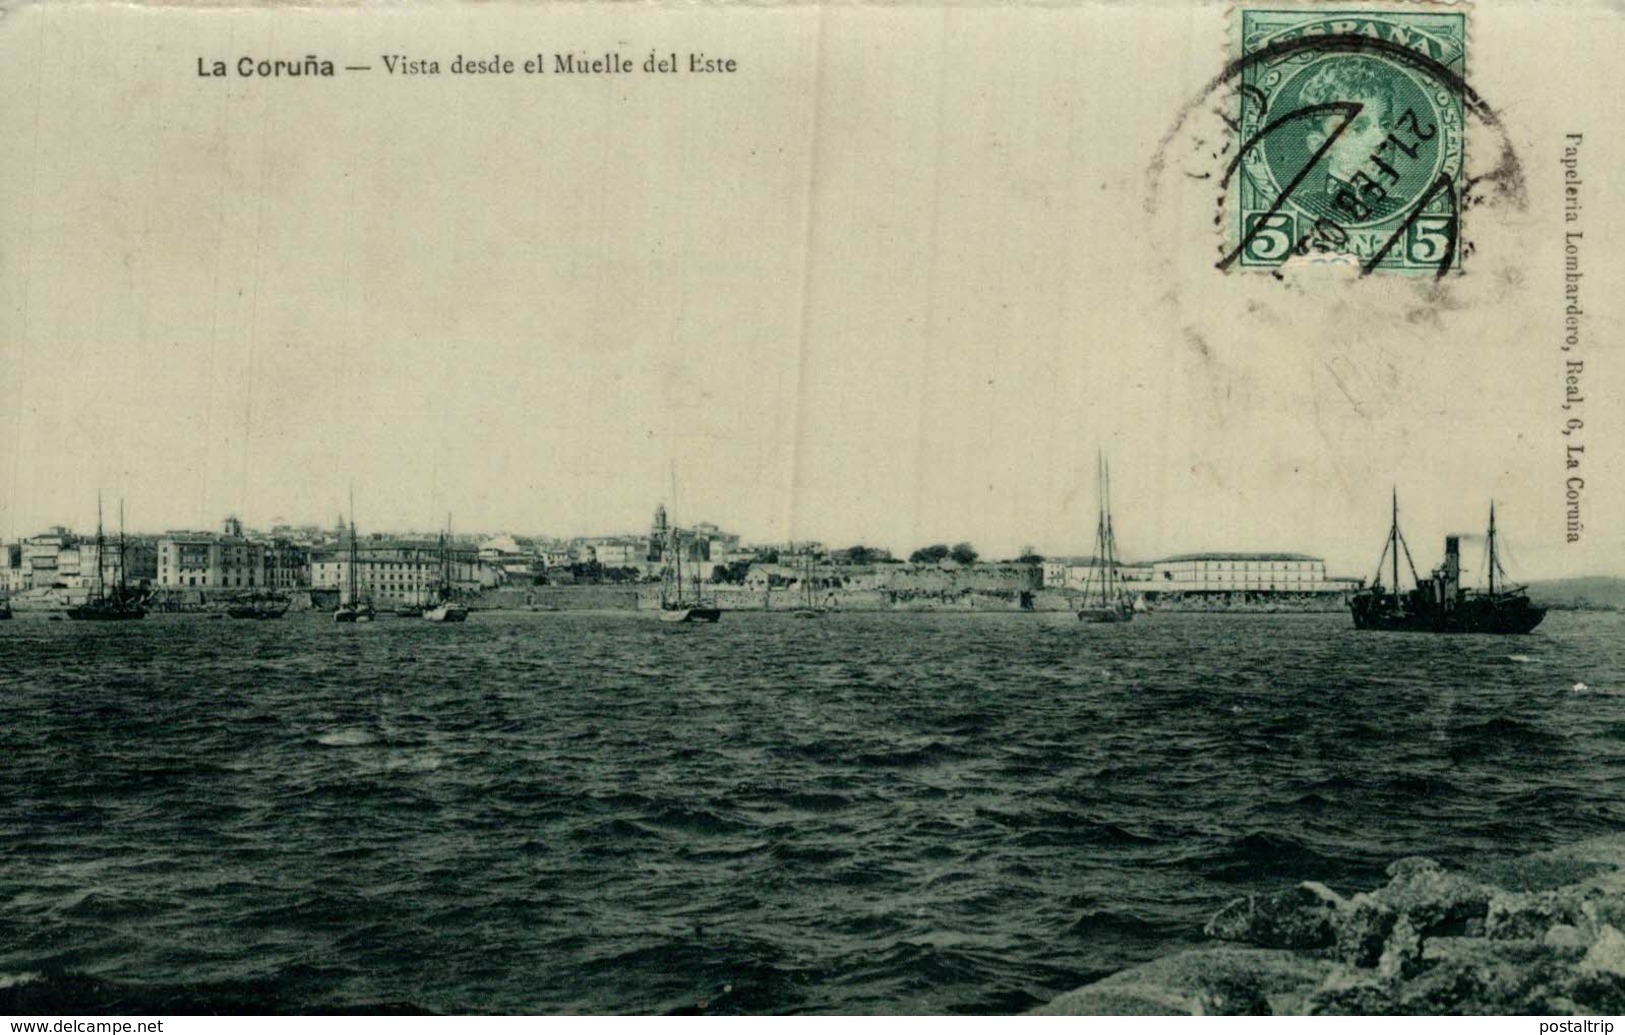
[1,4,1617,582]
[0,491,1574,586]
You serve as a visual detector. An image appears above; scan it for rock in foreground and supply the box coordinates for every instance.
[1035,836,1625,1015]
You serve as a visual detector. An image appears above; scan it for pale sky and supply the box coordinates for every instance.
[1,2,1620,580]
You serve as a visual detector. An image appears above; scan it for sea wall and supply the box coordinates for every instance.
[634,583,1043,612]
[634,587,1033,611]
[1034,837,1625,1015]
[479,585,1347,613]
[1142,593,1348,613]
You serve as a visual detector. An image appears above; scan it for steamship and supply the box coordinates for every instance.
[1348,493,1545,635]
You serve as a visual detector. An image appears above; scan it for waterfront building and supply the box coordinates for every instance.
[263,540,312,590]
[1144,552,1359,598]
[1042,557,1153,591]
[593,539,648,569]
[11,529,78,592]
[3,529,156,593]
[1041,559,1072,588]
[111,538,158,585]
[157,533,266,590]
[745,560,1038,596]
[311,540,493,605]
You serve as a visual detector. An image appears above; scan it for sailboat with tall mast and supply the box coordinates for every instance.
[793,551,825,618]
[1076,453,1134,623]
[1349,492,1545,633]
[658,469,720,623]
[334,489,374,623]
[67,496,146,621]
[423,515,469,622]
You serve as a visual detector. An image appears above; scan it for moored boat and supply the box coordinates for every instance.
[421,520,469,622]
[657,470,721,624]
[423,600,468,622]
[659,605,721,624]
[792,551,825,618]
[1077,604,1133,623]
[1077,454,1134,624]
[67,497,147,621]
[335,492,374,623]
[67,596,147,621]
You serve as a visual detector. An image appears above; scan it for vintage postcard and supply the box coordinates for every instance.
[0,0,1621,1020]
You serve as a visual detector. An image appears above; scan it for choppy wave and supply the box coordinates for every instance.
[315,729,380,747]
[1,610,1622,1012]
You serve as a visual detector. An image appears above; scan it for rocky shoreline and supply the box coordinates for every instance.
[1035,836,1625,1015]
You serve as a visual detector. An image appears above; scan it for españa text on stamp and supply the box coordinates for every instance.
[1231,9,1465,274]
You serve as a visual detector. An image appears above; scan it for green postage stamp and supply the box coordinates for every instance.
[1231,9,1466,273]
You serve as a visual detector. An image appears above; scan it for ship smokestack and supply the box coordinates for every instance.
[1442,535,1461,604]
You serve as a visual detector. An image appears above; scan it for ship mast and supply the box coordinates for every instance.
[1391,488,1400,597]
[442,512,453,601]
[1488,501,1497,596]
[94,493,105,604]
[1107,455,1122,602]
[347,485,358,607]
[668,463,684,607]
[118,499,127,597]
[1087,452,1108,607]
[1371,489,1421,594]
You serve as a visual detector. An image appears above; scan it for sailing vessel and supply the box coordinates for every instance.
[423,520,469,623]
[793,551,825,618]
[1349,493,1546,634]
[660,533,722,623]
[67,497,146,621]
[334,495,374,623]
[1077,454,1134,623]
[658,475,720,624]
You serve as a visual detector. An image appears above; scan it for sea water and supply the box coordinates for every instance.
[2,611,1622,1013]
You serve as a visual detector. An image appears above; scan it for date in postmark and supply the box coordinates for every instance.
[1229,9,1465,274]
